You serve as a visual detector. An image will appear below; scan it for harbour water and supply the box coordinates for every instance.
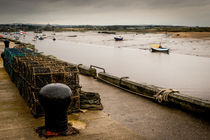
[2,31,210,101]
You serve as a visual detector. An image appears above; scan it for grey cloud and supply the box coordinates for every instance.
[2,0,210,9]
[0,0,210,26]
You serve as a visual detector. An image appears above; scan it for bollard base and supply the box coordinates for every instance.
[35,123,79,138]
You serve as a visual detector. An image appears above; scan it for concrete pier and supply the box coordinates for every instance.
[97,72,210,114]
[80,74,210,140]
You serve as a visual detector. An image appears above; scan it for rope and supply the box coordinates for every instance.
[154,89,179,103]
[97,76,154,99]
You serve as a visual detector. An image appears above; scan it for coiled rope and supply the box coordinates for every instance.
[154,89,179,103]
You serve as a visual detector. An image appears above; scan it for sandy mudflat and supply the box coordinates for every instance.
[170,32,210,40]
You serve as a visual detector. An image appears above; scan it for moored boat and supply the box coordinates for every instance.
[114,36,123,41]
[150,44,169,53]
[68,35,77,37]
[39,36,44,40]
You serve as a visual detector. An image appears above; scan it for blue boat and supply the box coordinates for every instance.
[114,36,123,41]
[39,36,44,40]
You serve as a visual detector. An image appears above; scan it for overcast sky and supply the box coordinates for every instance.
[0,0,210,26]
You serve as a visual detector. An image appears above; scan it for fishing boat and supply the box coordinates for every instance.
[39,36,44,40]
[20,31,25,35]
[98,31,116,34]
[150,44,169,53]
[114,36,123,41]
[68,35,77,37]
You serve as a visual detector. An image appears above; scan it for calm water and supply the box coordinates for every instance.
[2,31,210,101]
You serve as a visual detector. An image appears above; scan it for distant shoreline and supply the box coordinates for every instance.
[55,29,210,40]
[1,24,210,33]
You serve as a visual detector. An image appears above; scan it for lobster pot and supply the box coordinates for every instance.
[29,86,44,117]
[15,74,26,96]
[2,48,81,117]
[4,48,25,64]
[29,66,79,90]
[3,59,12,77]
[4,48,40,65]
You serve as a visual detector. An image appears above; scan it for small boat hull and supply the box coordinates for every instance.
[39,37,44,40]
[151,47,169,53]
[114,37,123,41]
[68,35,77,37]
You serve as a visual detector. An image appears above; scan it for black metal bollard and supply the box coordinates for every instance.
[3,40,10,48]
[39,83,72,133]
[1,52,5,59]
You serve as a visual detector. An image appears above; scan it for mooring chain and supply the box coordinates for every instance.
[154,89,179,103]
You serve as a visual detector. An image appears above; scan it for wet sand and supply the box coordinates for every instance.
[2,31,210,58]
[57,31,210,58]
[170,32,210,40]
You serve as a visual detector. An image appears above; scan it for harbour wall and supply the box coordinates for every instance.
[73,54,210,115]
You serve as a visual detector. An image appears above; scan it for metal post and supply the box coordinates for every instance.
[37,83,79,137]
[3,40,10,48]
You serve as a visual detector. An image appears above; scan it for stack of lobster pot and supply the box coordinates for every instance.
[2,48,81,117]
